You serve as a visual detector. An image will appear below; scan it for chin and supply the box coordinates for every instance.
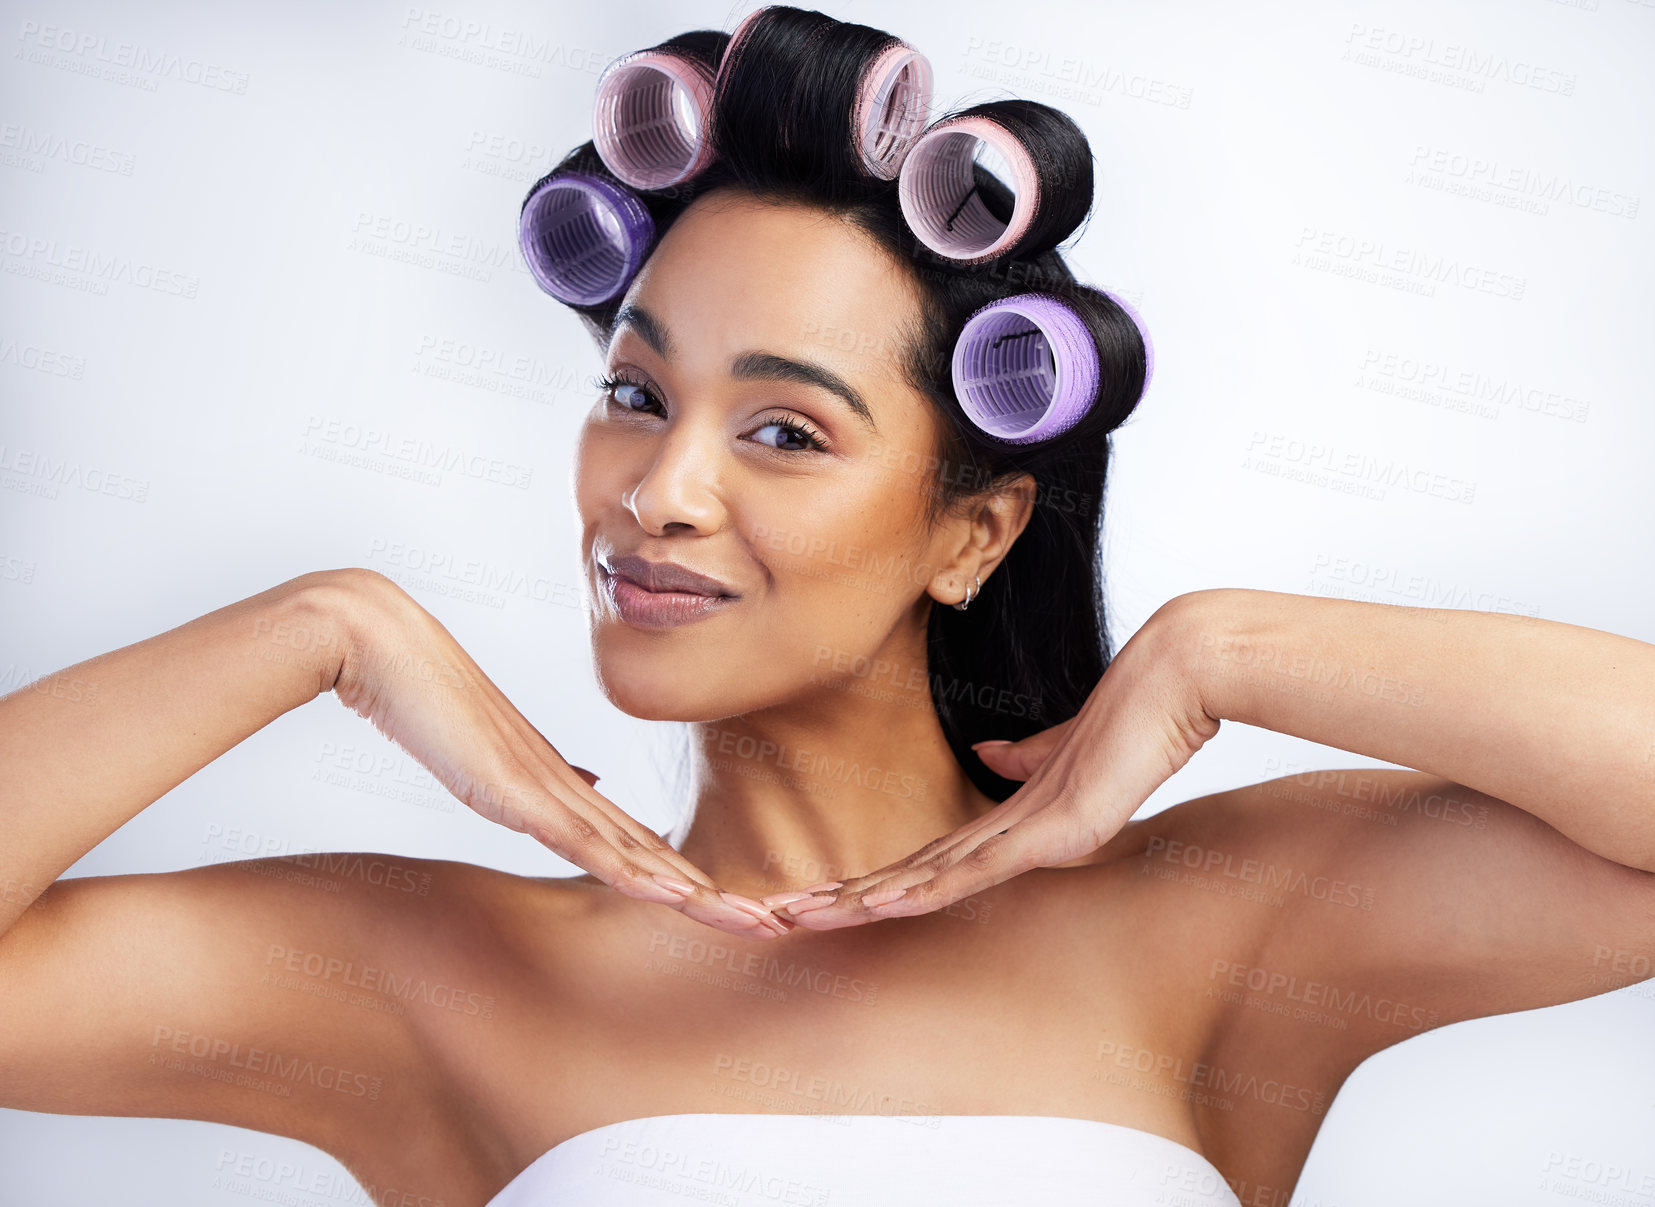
[592,638,810,724]
[588,643,727,722]
[597,682,701,723]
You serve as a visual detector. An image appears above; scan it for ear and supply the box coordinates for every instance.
[931,470,1038,597]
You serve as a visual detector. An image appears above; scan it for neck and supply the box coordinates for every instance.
[674,660,999,900]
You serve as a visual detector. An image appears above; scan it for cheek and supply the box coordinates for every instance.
[736,488,926,614]
[571,422,623,521]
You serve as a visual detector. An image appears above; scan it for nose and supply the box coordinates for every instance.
[622,419,730,536]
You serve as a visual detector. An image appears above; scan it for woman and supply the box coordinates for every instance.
[3,7,1652,1205]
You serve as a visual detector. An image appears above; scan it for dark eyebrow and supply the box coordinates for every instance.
[729,351,877,435]
[611,302,878,435]
[611,301,676,361]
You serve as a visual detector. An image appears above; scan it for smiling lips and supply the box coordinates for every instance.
[599,552,739,629]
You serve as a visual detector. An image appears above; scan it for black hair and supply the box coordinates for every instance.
[526,6,1150,803]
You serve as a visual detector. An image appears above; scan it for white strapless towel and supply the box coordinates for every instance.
[485,1112,1244,1206]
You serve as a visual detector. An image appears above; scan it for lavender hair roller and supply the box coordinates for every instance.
[1101,288,1155,396]
[518,171,654,306]
[950,294,1099,443]
[899,114,1039,263]
[592,48,716,190]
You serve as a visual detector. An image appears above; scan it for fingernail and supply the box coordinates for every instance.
[971,740,1012,750]
[651,874,695,896]
[718,891,775,921]
[781,893,837,913]
[861,886,908,908]
[800,880,843,893]
[756,914,791,936]
[760,891,815,907]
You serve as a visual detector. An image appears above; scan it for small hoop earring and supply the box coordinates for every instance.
[952,574,982,612]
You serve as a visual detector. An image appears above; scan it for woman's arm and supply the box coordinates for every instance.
[0,569,461,1157]
[783,586,1654,941]
[0,570,348,936]
[1175,588,1655,873]
[0,564,737,1169]
[2,565,761,945]
[1127,589,1655,1152]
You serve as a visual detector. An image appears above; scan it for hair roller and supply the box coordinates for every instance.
[950,293,1101,444]
[518,170,654,306]
[899,99,1093,264]
[722,6,769,67]
[851,39,933,178]
[714,6,932,187]
[592,34,721,190]
[1100,288,1155,396]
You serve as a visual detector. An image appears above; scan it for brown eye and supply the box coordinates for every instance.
[751,416,826,453]
[599,374,660,413]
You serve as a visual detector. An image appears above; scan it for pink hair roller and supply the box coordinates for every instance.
[592,48,717,190]
[725,8,932,181]
[898,114,1040,263]
[852,40,933,179]
[723,7,766,66]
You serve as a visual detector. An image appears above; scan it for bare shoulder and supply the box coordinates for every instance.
[1099,768,1655,1198]
[1045,776,1432,1198]
[1117,765,1655,1061]
[226,852,603,1195]
[0,844,629,1202]
[1195,768,1655,1025]
[0,849,524,1189]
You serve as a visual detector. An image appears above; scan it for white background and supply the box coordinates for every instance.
[2,0,1653,1203]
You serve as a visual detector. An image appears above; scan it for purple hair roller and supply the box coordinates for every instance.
[950,294,1099,443]
[592,49,716,190]
[518,171,654,306]
[1100,288,1154,396]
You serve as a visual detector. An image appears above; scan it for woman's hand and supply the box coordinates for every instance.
[316,569,791,939]
[765,598,1218,929]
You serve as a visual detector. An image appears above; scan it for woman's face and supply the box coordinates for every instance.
[571,188,977,721]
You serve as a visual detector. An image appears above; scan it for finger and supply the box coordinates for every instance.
[502,755,772,934]
[836,725,1080,883]
[784,807,1077,929]
[536,809,770,935]
[774,814,1018,930]
[818,782,1049,897]
[518,740,740,928]
[972,743,1033,782]
[970,719,1076,781]
[543,794,795,938]
[525,807,784,938]
[476,724,677,883]
[523,745,716,888]
[869,811,1077,918]
[778,751,1090,928]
